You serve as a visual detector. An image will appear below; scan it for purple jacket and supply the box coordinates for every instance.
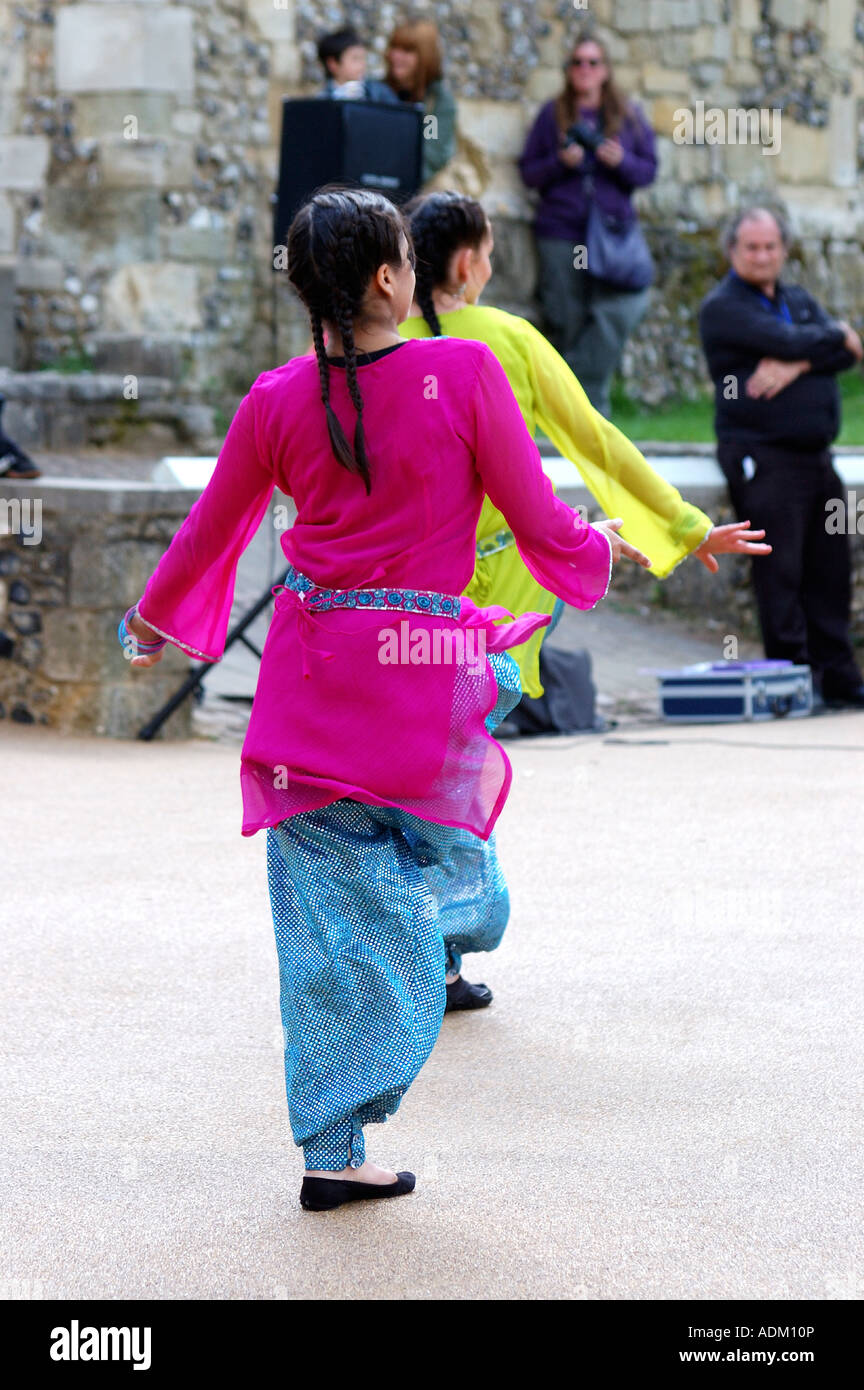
[519,101,657,241]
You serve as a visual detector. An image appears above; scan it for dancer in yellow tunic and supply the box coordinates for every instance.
[400,192,770,697]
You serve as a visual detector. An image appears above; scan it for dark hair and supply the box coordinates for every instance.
[556,27,631,138]
[286,187,411,493]
[404,192,488,337]
[317,27,363,73]
[723,205,791,255]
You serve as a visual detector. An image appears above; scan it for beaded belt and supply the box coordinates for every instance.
[475,528,515,560]
[275,564,462,619]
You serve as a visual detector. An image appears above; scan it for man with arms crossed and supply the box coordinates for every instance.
[700,207,864,707]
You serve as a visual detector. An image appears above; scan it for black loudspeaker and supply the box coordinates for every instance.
[273,98,424,247]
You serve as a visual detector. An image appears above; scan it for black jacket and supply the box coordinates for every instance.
[698,272,856,450]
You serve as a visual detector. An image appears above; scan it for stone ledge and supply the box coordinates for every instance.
[0,371,180,402]
[0,476,202,515]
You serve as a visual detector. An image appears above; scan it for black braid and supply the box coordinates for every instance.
[414,265,443,338]
[404,192,489,337]
[284,187,411,492]
[309,307,356,481]
[332,288,371,493]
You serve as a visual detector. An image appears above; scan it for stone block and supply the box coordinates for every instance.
[772,121,830,183]
[104,263,201,334]
[693,60,729,88]
[662,138,716,184]
[97,674,192,739]
[0,263,14,369]
[67,534,171,612]
[71,94,178,141]
[0,400,43,446]
[86,333,189,378]
[458,99,528,160]
[686,182,733,220]
[99,139,196,190]
[616,4,652,32]
[777,0,816,28]
[737,0,760,29]
[650,97,692,139]
[45,409,89,450]
[690,24,732,60]
[641,64,691,96]
[729,58,761,83]
[41,608,110,681]
[483,217,538,306]
[829,94,857,188]
[55,5,195,95]
[162,218,233,264]
[270,41,303,84]
[0,48,27,137]
[525,68,564,104]
[721,138,777,182]
[606,67,639,97]
[481,162,534,221]
[777,186,858,235]
[41,189,162,271]
[0,193,13,255]
[0,136,50,191]
[0,36,26,93]
[246,0,296,43]
[171,109,203,138]
[666,0,703,26]
[14,258,65,292]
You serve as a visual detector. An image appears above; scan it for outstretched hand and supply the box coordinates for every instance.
[592,517,653,569]
[694,521,772,574]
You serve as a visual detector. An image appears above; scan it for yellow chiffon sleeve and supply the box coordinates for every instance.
[521,319,713,579]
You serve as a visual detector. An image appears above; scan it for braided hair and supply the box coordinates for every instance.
[404,192,489,337]
[286,188,412,493]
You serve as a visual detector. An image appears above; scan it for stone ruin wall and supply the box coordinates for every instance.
[1,0,863,445]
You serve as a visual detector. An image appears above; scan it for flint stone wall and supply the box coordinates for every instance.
[0,0,862,435]
[0,476,197,736]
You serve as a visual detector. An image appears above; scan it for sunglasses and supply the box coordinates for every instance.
[569,57,603,68]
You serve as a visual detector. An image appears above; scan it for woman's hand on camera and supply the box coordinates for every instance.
[592,517,652,569]
[558,141,585,169]
[596,138,624,167]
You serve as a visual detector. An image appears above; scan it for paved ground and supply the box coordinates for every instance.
[3,700,863,1300]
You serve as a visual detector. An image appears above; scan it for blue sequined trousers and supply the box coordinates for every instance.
[267,650,521,1170]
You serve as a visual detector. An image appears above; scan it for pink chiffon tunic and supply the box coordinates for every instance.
[137,338,612,839]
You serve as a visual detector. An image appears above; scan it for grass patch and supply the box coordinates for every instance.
[602,372,864,445]
[38,349,94,374]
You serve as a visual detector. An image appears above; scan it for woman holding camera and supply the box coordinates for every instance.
[519,31,658,418]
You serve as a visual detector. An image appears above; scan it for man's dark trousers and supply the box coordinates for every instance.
[718,441,861,699]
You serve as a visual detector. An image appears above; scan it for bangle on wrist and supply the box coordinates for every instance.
[118,605,167,655]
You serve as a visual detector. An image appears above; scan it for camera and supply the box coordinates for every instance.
[564,120,603,152]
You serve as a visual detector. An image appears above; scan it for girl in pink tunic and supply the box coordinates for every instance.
[123,190,645,1211]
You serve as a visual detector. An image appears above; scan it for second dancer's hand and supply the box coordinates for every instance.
[592,517,652,569]
[694,521,772,574]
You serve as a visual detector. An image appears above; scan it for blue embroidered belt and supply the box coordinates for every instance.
[475,528,515,560]
[276,564,462,619]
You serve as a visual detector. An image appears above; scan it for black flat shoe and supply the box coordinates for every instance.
[823,685,864,710]
[300,1171,416,1211]
[444,975,493,1012]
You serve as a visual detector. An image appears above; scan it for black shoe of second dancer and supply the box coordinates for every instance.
[444,975,493,1012]
[300,1171,416,1211]
[824,684,864,710]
